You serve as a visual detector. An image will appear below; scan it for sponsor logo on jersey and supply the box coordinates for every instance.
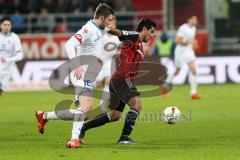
[74,34,82,44]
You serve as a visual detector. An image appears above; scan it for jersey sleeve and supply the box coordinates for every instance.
[176,25,185,38]
[118,30,139,42]
[72,26,91,46]
[14,35,23,53]
[65,25,91,59]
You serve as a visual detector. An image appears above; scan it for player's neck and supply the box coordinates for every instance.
[1,32,10,36]
[92,19,105,30]
[187,22,194,28]
[93,19,102,26]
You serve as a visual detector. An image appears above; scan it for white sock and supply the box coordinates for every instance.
[99,84,110,112]
[189,73,197,95]
[44,109,75,120]
[71,109,86,140]
[44,111,58,120]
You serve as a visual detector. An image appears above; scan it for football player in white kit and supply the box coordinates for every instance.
[95,20,121,112]
[0,16,23,95]
[164,15,202,99]
[36,3,117,148]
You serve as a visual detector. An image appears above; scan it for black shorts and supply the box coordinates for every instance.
[108,78,140,112]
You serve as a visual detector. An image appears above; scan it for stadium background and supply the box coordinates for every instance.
[1,1,240,160]
[2,0,239,91]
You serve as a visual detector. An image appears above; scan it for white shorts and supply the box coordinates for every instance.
[174,47,196,68]
[70,71,93,101]
[0,73,11,91]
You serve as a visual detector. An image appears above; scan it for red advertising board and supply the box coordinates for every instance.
[19,31,209,60]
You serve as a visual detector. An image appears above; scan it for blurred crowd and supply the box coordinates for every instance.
[0,0,133,33]
[0,0,133,14]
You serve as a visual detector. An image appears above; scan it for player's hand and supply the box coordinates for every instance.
[107,16,117,29]
[73,67,84,80]
[0,57,6,63]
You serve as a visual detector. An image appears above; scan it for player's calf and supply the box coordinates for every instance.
[118,97,141,144]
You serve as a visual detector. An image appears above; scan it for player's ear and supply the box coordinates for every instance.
[142,27,148,34]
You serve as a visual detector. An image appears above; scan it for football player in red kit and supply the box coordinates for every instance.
[80,18,156,144]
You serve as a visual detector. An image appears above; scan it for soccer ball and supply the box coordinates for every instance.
[163,106,181,124]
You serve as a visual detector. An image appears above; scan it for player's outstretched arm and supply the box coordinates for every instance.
[106,27,122,37]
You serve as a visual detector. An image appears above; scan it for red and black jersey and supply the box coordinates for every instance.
[112,31,144,80]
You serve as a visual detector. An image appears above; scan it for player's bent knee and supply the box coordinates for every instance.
[109,110,122,121]
[190,70,196,75]
[133,104,142,112]
[128,97,142,112]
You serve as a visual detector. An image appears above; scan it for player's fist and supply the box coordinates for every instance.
[73,67,84,80]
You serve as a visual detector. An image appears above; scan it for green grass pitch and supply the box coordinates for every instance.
[0,84,240,160]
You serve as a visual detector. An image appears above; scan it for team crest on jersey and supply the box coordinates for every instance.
[74,34,82,44]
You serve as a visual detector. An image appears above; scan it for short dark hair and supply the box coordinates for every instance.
[136,18,156,32]
[187,15,197,20]
[0,15,12,23]
[94,3,114,19]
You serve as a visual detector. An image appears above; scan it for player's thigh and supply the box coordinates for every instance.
[73,78,94,112]
[108,82,126,112]
[188,61,196,75]
[174,49,185,68]
[111,78,141,112]
[111,78,140,103]
[78,91,94,112]
[185,50,196,74]
[127,96,142,112]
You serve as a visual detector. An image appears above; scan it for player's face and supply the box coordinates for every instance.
[0,20,12,35]
[143,27,155,43]
[103,14,116,27]
[190,16,198,26]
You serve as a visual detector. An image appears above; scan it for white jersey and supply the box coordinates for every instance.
[65,20,107,59]
[175,23,196,50]
[96,33,121,81]
[174,23,197,68]
[97,33,120,64]
[0,32,23,73]
[66,20,109,90]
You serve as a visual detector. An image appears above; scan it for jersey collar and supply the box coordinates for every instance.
[0,32,11,37]
[90,20,105,30]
